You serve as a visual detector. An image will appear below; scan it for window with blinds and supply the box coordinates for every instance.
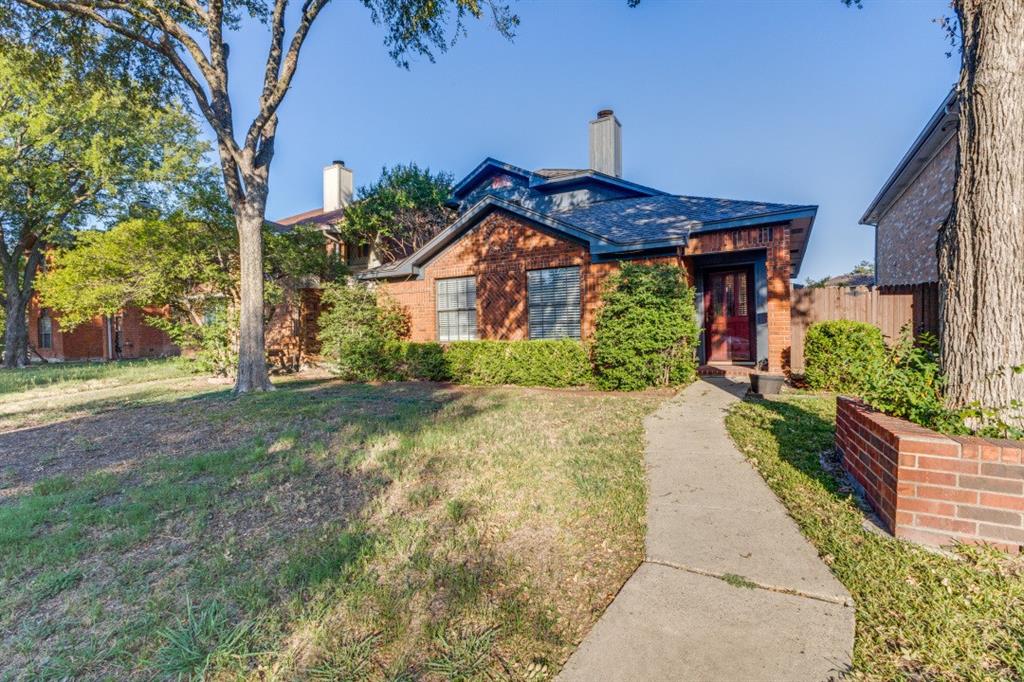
[436,276,477,341]
[527,266,581,339]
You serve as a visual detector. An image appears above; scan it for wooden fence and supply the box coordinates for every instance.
[789,283,939,372]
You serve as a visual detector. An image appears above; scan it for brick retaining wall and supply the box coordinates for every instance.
[836,397,1024,553]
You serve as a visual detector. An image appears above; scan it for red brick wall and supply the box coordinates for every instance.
[266,288,323,371]
[837,396,1024,553]
[875,135,955,286]
[27,301,176,362]
[379,210,794,373]
[684,223,792,372]
[381,211,679,342]
[118,306,178,359]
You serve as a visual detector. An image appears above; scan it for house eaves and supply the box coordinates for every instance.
[359,196,625,281]
[860,89,957,226]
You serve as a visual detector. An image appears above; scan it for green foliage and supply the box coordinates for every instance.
[37,183,340,374]
[396,342,450,381]
[317,283,408,381]
[152,597,256,679]
[591,264,700,391]
[336,163,455,263]
[150,305,237,377]
[803,320,887,393]
[442,340,594,387]
[860,330,957,430]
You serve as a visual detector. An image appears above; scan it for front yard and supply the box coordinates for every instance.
[0,363,660,679]
[726,395,1024,680]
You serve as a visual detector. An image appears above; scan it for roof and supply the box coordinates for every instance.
[861,89,958,225]
[360,192,817,280]
[554,195,815,247]
[534,168,585,179]
[816,272,875,287]
[448,157,667,203]
[274,206,346,227]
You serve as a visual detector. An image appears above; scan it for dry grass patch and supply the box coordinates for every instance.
[0,375,660,679]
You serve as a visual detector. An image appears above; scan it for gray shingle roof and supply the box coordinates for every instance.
[553,195,813,245]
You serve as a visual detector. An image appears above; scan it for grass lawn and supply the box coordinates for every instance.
[0,357,191,397]
[726,395,1024,680]
[0,368,660,680]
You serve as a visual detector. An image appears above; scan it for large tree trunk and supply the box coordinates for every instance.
[3,293,28,370]
[233,199,274,393]
[939,0,1024,412]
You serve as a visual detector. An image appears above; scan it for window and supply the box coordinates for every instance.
[37,310,53,349]
[527,266,581,339]
[436,277,477,341]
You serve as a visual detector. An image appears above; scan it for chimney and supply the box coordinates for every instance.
[323,160,353,212]
[589,109,622,177]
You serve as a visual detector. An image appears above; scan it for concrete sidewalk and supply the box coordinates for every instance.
[560,378,855,681]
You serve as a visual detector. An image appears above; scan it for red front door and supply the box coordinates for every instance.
[704,268,754,362]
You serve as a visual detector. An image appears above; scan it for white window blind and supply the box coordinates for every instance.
[436,277,477,341]
[528,267,581,339]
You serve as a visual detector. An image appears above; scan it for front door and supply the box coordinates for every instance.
[704,268,754,363]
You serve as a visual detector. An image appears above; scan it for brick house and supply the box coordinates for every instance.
[860,90,957,286]
[360,111,817,373]
[26,301,177,362]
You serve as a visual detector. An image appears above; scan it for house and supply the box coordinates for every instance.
[272,161,379,274]
[860,90,957,286]
[266,161,368,370]
[360,110,817,373]
[26,302,177,362]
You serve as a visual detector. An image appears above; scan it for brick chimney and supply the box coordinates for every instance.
[323,160,353,212]
[589,109,622,178]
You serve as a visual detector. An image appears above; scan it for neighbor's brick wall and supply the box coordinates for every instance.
[875,135,955,286]
[837,396,1024,553]
[683,223,792,372]
[27,301,176,361]
[117,306,177,359]
[380,210,679,342]
[266,288,322,371]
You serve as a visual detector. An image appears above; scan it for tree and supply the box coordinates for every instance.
[338,163,455,263]
[843,0,1024,415]
[9,1,518,392]
[36,179,340,375]
[0,44,199,368]
[937,1,1024,413]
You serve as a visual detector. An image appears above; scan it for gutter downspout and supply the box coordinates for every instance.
[105,316,114,361]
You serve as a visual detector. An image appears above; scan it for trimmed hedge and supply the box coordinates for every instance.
[803,320,886,393]
[397,339,594,387]
[395,342,449,382]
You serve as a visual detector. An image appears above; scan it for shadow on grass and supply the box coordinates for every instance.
[1,378,514,678]
[737,395,844,495]
[0,379,468,494]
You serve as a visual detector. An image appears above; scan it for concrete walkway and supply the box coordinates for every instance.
[560,378,855,681]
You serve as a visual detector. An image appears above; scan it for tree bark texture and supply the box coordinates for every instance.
[233,201,273,393]
[940,0,1024,411]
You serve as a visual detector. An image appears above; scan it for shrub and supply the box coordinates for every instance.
[443,339,593,387]
[803,320,886,393]
[861,330,962,433]
[150,305,236,377]
[397,342,450,381]
[591,263,700,391]
[317,283,407,381]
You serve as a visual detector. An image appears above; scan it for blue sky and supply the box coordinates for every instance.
[223,0,958,282]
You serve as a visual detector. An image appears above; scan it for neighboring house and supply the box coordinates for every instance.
[360,110,817,373]
[861,90,957,286]
[26,301,177,362]
[266,161,364,370]
[272,161,378,273]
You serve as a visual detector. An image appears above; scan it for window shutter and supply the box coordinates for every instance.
[528,267,581,339]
